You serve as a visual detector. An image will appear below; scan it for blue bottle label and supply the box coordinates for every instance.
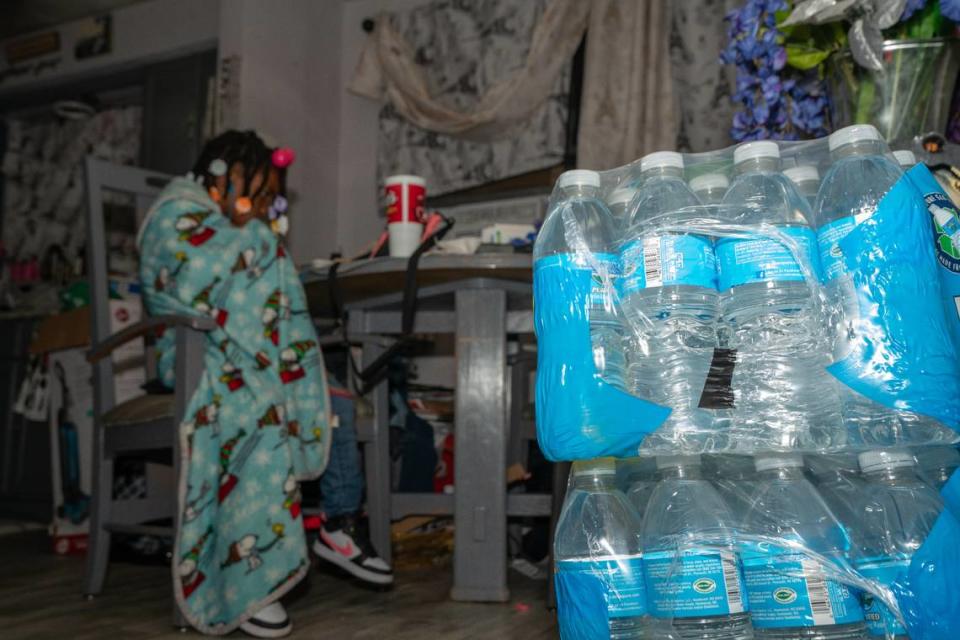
[857,558,909,636]
[716,226,819,291]
[817,215,867,281]
[535,253,620,328]
[642,549,747,619]
[620,235,718,294]
[557,556,647,618]
[742,549,864,629]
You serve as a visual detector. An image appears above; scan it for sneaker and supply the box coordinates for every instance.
[239,601,292,638]
[312,513,394,585]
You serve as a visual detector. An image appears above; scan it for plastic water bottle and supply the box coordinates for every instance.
[641,455,752,640]
[914,445,960,489]
[718,141,840,451]
[535,170,625,390]
[618,457,658,519]
[891,150,917,170]
[608,184,639,231]
[807,454,867,545]
[783,165,821,207]
[555,458,648,639]
[620,152,720,452]
[855,450,943,639]
[815,124,953,447]
[743,454,867,640]
[691,173,731,205]
[704,454,757,522]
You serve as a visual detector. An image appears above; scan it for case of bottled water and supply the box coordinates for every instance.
[534,127,960,459]
[556,450,957,640]
[539,127,960,639]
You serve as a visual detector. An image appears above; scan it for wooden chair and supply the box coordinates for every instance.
[81,157,213,629]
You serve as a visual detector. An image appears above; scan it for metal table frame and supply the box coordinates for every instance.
[304,256,547,602]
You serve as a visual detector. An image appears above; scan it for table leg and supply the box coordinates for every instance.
[451,288,509,602]
[361,334,392,565]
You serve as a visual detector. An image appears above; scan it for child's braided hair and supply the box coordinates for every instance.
[192,130,287,198]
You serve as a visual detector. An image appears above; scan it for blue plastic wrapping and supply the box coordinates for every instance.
[827,167,960,429]
[898,468,960,640]
[533,255,671,460]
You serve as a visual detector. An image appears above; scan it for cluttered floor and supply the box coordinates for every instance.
[0,531,556,639]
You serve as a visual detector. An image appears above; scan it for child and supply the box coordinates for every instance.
[139,130,331,637]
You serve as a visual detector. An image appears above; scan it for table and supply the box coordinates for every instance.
[302,254,549,602]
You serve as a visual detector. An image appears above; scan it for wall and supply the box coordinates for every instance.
[336,0,433,258]
[218,0,344,264]
[0,0,219,98]
[0,0,424,263]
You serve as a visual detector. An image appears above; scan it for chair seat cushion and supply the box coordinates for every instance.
[103,394,176,427]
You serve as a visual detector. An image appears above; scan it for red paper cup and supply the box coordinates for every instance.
[385,174,426,224]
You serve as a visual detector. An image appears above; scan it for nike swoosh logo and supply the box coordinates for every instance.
[320,530,355,557]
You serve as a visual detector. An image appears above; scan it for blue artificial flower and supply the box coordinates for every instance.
[721,0,830,142]
[942,0,960,21]
[901,0,927,21]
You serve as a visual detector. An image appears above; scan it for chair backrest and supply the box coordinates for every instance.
[83,156,172,414]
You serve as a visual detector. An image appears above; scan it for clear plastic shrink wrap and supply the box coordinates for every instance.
[541,127,960,640]
[534,128,960,459]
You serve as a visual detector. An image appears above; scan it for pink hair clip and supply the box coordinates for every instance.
[272,147,295,169]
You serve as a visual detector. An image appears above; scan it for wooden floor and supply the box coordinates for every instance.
[0,532,557,639]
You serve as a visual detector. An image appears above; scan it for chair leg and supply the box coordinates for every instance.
[83,456,113,595]
[173,599,188,629]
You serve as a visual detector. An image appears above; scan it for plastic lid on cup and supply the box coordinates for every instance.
[572,457,617,476]
[558,169,601,190]
[385,174,426,187]
[893,150,917,167]
[656,454,702,470]
[783,165,820,185]
[641,151,684,173]
[689,173,729,193]
[828,124,882,152]
[754,453,804,472]
[607,185,638,207]
[858,450,916,474]
[733,140,780,166]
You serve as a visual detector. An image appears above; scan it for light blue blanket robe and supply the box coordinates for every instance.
[138,178,330,634]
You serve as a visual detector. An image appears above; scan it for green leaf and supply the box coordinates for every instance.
[855,76,876,124]
[785,43,832,70]
[886,1,944,40]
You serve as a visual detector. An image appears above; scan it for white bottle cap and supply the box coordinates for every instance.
[689,173,730,193]
[858,450,916,474]
[783,165,820,185]
[656,454,702,470]
[572,457,617,476]
[754,453,805,473]
[931,203,957,229]
[733,140,780,166]
[641,151,684,173]
[828,124,882,152]
[893,150,917,167]
[607,185,638,207]
[557,170,601,190]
